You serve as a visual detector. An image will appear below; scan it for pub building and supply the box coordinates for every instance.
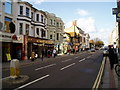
[27,36,54,59]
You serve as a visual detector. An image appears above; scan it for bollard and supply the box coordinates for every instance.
[10,59,20,79]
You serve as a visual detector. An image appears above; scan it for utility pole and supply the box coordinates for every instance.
[117,0,120,52]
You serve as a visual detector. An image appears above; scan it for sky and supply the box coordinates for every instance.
[23,0,117,45]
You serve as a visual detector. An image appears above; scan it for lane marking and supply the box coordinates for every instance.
[35,64,56,71]
[14,74,50,90]
[61,59,72,62]
[86,56,91,59]
[60,63,75,71]
[79,58,86,62]
[75,57,79,58]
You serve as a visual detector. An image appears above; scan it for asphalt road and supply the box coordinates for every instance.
[2,50,103,89]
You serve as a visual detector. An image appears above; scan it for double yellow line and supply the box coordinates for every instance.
[92,57,107,89]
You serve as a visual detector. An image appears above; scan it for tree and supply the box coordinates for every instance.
[93,38,104,48]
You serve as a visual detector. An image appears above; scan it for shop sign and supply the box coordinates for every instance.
[0,32,12,42]
[12,35,23,43]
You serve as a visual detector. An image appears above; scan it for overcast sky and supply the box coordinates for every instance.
[23,0,117,45]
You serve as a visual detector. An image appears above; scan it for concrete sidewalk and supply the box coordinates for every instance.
[101,57,120,89]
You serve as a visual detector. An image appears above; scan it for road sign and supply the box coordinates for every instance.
[112,8,118,15]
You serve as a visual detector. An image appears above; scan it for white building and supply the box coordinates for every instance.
[0,0,64,62]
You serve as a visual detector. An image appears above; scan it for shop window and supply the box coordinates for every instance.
[36,28,39,35]
[19,23,23,34]
[41,15,43,23]
[20,6,23,15]
[26,24,29,35]
[4,17,12,32]
[41,29,46,38]
[4,0,12,14]
[36,14,39,21]
[26,7,29,17]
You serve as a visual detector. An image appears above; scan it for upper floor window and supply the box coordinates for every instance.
[41,29,46,37]
[50,19,52,25]
[41,15,43,23]
[50,35,52,39]
[4,0,12,14]
[19,23,23,34]
[57,22,59,27]
[26,24,29,35]
[54,20,55,25]
[4,17,12,32]
[36,14,39,21]
[20,6,23,15]
[31,12,33,20]
[36,28,39,35]
[57,33,59,40]
[26,7,29,17]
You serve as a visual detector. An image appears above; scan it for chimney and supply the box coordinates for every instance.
[72,20,77,26]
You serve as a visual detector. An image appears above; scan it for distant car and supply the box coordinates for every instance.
[103,49,109,57]
[90,48,95,52]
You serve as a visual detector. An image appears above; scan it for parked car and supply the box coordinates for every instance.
[90,48,95,52]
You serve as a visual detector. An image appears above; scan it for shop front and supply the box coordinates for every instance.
[27,36,54,59]
[0,32,23,62]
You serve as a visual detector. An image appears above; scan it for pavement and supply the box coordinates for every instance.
[101,56,120,89]
[1,53,120,89]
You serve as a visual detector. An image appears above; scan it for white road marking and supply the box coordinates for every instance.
[75,57,79,59]
[86,56,91,59]
[79,58,86,62]
[61,59,72,62]
[14,74,50,90]
[35,64,56,71]
[60,63,75,71]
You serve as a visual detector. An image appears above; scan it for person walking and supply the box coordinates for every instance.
[53,49,56,58]
[108,45,116,70]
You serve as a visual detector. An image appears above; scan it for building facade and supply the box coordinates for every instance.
[64,21,90,53]
[45,12,64,54]
[0,0,64,62]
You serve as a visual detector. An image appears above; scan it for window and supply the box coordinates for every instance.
[31,12,33,20]
[4,0,12,14]
[36,14,39,21]
[19,23,23,34]
[4,17,12,32]
[26,24,29,35]
[41,15,43,23]
[50,19,52,25]
[36,28,39,35]
[57,22,59,27]
[50,35,52,39]
[26,7,29,17]
[20,6,23,15]
[44,18,46,24]
[54,20,55,25]
[57,33,59,40]
[41,29,46,37]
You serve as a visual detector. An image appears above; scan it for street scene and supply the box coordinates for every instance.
[0,0,120,89]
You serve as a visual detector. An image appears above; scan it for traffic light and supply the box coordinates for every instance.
[9,22,15,33]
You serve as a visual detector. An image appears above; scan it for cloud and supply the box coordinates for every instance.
[77,9,90,16]
[77,17,96,33]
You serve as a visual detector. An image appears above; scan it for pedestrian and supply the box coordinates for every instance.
[53,49,56,58]
[41,50,44,61]
[108,45,116,70]
[47,49,51,58]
